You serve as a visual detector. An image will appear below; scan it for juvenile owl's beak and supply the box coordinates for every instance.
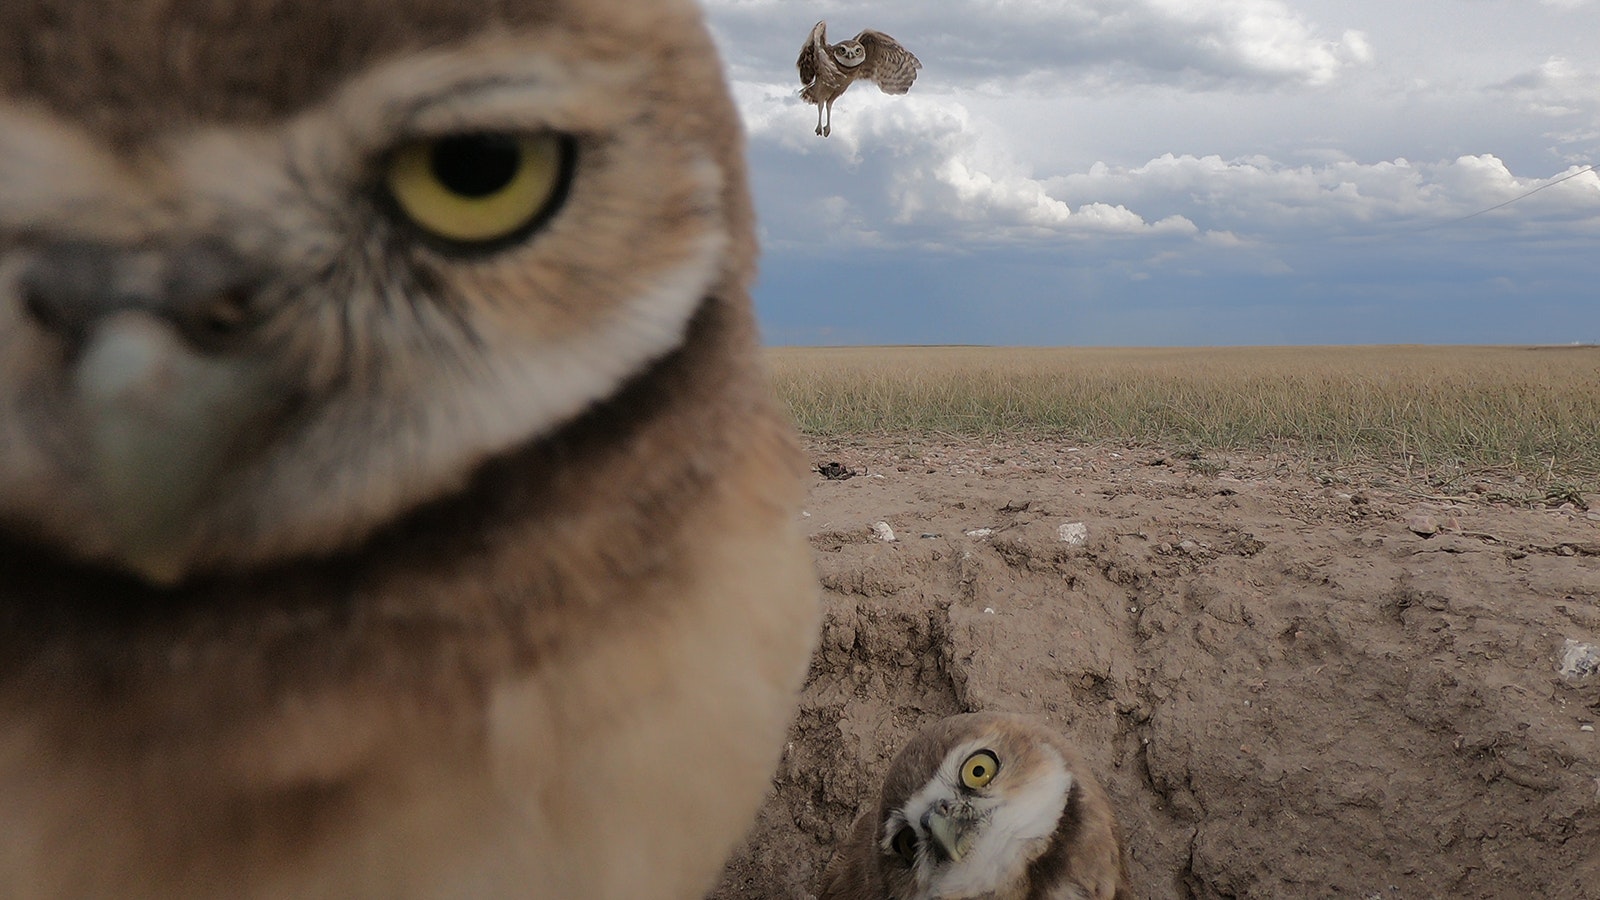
[922,800,980,864]
[19,241,278,583]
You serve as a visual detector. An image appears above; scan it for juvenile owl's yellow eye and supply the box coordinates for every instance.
[960,750,999,789]
[383,133,571,246]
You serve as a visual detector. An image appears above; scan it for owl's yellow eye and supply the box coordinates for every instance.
[960,750,999,790]
[383,133,572,246]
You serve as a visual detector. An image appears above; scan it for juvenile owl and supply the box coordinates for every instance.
[0,0,819,897]
[797,20,922,137]
[819,713,1132,900]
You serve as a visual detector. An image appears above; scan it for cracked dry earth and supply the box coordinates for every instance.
[711,436,1600,900]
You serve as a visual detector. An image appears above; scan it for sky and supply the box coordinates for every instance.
[701,0,1600,346]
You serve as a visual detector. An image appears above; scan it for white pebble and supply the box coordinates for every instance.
[965,528,994,538]
[872,521,897,542]
[1058,522,1089,545]
[983,607,996,615]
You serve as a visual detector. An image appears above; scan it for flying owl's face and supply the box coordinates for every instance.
[875,719,1075,899]
[0,0,748,584]
[833,40,868,68]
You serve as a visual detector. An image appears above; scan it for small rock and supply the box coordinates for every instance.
[1560,639,1600,680]
[964,528,994,539]
[872,521,897,542]
[1406,514,1440,536]
[919,532,941,539]
[1058,522,1089,545]
[983,607,996,615]
[1582,724,1595,733]
[1179,539,1199,554]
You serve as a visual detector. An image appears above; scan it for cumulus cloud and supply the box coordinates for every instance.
[1051,153,1600,235]
[709,1,1599,346]
[737,63,1599,259]
[1493,57,1600,118]
[706,0,1370,94]
[736,85,1198,248]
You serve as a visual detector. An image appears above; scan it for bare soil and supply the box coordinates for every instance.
[711,436,1600,899]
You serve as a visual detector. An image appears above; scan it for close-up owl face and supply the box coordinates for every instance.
[875,716,1079,898]
[0,0,745,584]
[833,40,868,68]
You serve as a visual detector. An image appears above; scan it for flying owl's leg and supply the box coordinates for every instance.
[815,101,824,136]
[822,98,832,137]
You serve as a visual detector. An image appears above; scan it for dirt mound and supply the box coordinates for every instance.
[712,438,1600,899]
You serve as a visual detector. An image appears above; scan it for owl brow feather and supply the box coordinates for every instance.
[382,73,550,138]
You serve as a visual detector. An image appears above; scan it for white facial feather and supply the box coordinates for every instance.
[888,738,1074,900]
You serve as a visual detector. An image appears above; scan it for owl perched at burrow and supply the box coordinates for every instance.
[797,20,922,137]
[0,0,820,897]
[819,713,1132,900]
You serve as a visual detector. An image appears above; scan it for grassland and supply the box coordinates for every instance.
[767,345,1600,482]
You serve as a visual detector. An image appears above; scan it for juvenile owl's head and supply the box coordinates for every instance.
[833,40,868,68]
[873,714,1076,899]
[0,0,754,584]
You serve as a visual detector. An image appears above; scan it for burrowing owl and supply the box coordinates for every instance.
[0,0,819,896]
[819,713,1131,900]
[797,20,922,137]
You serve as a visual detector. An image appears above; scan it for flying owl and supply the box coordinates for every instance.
[819,712,1132,900]
[797,20,922,137]
[0,0,819,897]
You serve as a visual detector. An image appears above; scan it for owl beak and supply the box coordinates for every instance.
[922,801,978,864]
[17,240,279,583]
[72,313,277,583]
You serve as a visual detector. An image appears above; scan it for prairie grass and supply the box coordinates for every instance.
[767,345,1600,479]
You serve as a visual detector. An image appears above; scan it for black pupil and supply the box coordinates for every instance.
[430,135,522,198]
[972,765,986,777]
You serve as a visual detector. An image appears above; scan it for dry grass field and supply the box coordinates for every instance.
[768,344,1600,482]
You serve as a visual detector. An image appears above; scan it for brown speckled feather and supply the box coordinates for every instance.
[0,0,818,896]
[855,29,922,94]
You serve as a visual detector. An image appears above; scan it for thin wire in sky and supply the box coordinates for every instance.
[1420,163,1596,231]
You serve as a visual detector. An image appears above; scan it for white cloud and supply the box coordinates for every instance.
[706,0,1370,93]
[1493,57,1600,118]
[710,0,1600,346]
[736,86,1199,246]
[1052,152,1600,234]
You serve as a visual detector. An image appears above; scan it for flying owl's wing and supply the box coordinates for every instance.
[854,29,921,94]
[797,20,828,87]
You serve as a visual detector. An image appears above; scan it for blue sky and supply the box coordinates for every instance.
[703,0,1600,346]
